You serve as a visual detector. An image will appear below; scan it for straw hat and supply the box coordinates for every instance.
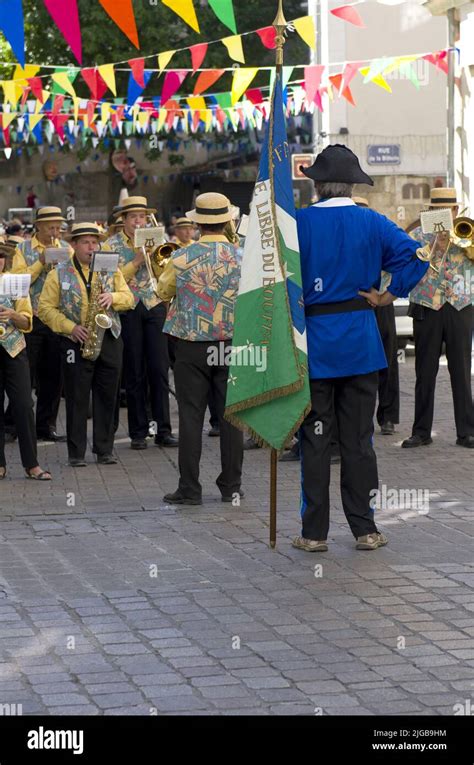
[353,196,369,207]
[174,217,194,228]
[429,188,457,207]
[117,196,156,216]
[5,234,24,246]
[35,206,66,224]
[186,193,234,224]
[66,222,107,242]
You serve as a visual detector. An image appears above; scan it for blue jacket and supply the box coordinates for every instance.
[296,198,429,378]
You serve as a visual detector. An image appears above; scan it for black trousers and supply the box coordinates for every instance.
[375,304,400,425]
[25,316,63,435]
[120,302,171,440]
[0,347,38,470]
[412,303,474,439]
[300,373,379,540]
[60,332,123,460]
[173,339,243,499]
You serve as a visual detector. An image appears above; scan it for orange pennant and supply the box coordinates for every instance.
[193,69,225,95]
[99,0,139,48]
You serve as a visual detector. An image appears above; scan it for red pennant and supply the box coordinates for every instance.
[27,77,45,102]
[256,26,277,49]
[21,86,31,107]
[190,44,208,73]
[193,69,225,95]
[192,111,201,130]
[52,94,65,115]
[245,88,264,105]
[331,5,365,27]
[52,113,69,142]
[215,106,226,127]
[87,100,96,124]
[81,68,108,101]
[423,50,449,75]
[128,57,145,88]
[2,124,11,146]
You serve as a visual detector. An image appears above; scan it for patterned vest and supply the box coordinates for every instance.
[106,231,159,310]
[20,237,70,314]
[163,240,241,341]
[0,293,26,357]
[56,261,122,339]
[409,227,472,311]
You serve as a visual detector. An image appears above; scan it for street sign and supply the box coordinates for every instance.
[367,145,401,165]
[292,154,314,180]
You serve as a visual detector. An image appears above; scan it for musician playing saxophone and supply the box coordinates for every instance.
[38,223,134,467]
[103,196,178,451]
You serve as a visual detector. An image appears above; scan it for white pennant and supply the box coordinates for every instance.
[4,148,12,159]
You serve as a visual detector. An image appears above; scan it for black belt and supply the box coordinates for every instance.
[305,298,374,317]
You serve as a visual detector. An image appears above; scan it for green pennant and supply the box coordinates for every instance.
[208,0,237,34]
[51,67,79,95]
[214,92,232,109]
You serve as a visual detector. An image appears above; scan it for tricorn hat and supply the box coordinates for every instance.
[66,222,106,242]
[301,144,374,186]
[187,193,233,224]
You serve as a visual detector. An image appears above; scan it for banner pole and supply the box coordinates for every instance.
[269,0,287,549]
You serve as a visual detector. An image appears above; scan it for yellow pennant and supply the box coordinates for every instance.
[51,72,77,98]
[359,67,392,93]
[2,112,18,129]
[138,110,150,130]
[158,50,176,71]
[231,68,258,105]
[72,97,80,123]
[293,16,317,51]
[161,0,200,33]
[101,102,112,124]
[186,96,206,111]
[222,35,245,64]
[157,108,167,131]
[204,109,213,131]
[383,55,418,76]
[29,114,44,130]
[2,81,20,107]
[98,64,117,95]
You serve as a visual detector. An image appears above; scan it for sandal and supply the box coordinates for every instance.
[0,467,6,480]
[25,469,52,481]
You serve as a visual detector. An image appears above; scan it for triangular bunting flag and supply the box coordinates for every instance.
[363,57,395,84]
[190,44,208,73]
[2,113,17,130]
[158,51,176,71]
[186,96,207,111]
[293,16,316,50]
[161,0,200,33]
[231,68,258,105]
[81,68,109,101]
[99,0,139,48]
[340,61,363,93]
[0,0,25,67]
[193,69,225,95]
[28,114,44,131]
[161,70,187,104]
[43,0,82,64]
[359,67,392,93]
[27,77,45,102]
[51,72,77,98]
[256,27,276,50]
[331,5,365,28]
[128,58,146,88]
[222,35,245,63]
[304,65,324,104]
[97,64,117,95]
[208,0,237,34]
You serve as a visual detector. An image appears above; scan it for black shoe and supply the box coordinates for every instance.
[38,429,67,442]
[456,436,474,448]
[155,434,179,447]
[381,421,395,435]
[208,427,220,437]
[97,454,118,464]
[163,490,202,506]
[68,458,87,467]
[279,449,300,462]
[401,435,433,448]
[244,438,261,450]
[131,439,147,450]
[221,490,245,503]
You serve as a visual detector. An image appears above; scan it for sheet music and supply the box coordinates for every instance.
[420,209,453,235]
[93,252,119,273]
[0,273,32,298]
[134,227,165,249]
[44,247,71,264]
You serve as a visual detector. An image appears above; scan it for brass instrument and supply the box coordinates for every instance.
[135,214,179,292]
[223,220,240,245]
[453,216,474,261]
[81,268,113,361]
[0,324,7,339]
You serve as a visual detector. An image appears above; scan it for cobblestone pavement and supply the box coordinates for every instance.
[0,347,473,717]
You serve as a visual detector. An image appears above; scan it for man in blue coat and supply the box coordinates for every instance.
[292,145,429,553]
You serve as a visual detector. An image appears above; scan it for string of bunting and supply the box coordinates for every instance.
[0,47,451,155]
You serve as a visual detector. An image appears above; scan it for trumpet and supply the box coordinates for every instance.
[134,215,179,291]
[453,216,474,261]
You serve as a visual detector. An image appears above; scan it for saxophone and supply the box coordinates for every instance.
[81,273,113,361]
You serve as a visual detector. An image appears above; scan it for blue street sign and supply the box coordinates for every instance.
[367,144,401,165]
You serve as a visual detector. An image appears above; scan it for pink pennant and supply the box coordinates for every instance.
[190,44,208,73]
[256,26,277,49]
[192,111,201,130]
[423,50,449,75]
[161,70,187,105]
[52,114,69,142]
[245,88,264,104]
[128,58,146,88]
[43,0,82,64]
[314,90,324,112]
[81,68,108,101]
[340,61,363,93]
[331,5,365,28]
[304,65,324,103]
